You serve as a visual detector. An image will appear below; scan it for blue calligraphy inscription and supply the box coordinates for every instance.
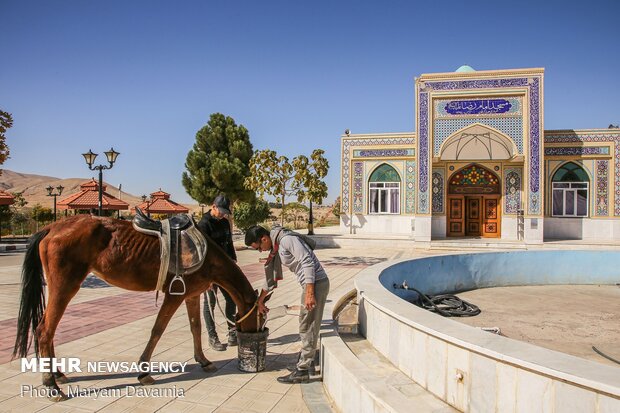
[445,99,512,115]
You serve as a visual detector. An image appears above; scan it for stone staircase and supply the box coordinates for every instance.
[321,286,458,413]
[321,331,457,413]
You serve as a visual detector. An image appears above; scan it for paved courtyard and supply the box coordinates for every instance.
[0,243,430,412]
[0,239,618,412]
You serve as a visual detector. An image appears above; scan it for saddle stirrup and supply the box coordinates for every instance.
[168,275,186,296]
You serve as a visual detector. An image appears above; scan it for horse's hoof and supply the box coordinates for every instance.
[55,373,69,384]
[48,390,68,402]
[201,362,217,373]
[139,374,155,385]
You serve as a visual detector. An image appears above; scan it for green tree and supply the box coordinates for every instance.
[182,113,254,206]
[31,204,54,230]
[233,198,271,231]
[245,149,329,225]
[0,206,11,237]
[0,110,13,176]
[282,202,309,229]
[294,149,329,206]
[10,212,29,236]
[332,196,341,218]
[5,192,28,237]
[11,191,27,209]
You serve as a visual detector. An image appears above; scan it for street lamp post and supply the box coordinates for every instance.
[82,148,120,217]
[46,185,64,221]
[308,201,314,235]
[200,203,206,217]
[141,194,152,217]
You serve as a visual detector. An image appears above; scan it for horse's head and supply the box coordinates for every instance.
[235,289,269,333]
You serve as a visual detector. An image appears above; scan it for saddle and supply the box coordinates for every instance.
[132,208,208,295]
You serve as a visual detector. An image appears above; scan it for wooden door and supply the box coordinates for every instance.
[482,196,501,238]
[465,196,482,236]
[447,196,465,236]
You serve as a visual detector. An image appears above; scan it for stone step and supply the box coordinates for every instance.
[429,241,526,250]
[321,330,457,413]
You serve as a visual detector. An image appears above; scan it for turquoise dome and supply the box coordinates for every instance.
[455,65,476,72]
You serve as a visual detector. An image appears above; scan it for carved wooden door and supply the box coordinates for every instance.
[482,196,501,238]
[465,196,482,236]
[447,196,465,236]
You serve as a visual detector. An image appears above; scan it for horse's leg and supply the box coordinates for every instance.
[37,267,86,401]
[185,296,217,373]
[137,293,185,385]
[50,342,68,384]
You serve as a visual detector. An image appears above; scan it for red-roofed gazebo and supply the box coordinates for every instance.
[0,191,15,206]
[57,179,129,214]
[132,190,189,216]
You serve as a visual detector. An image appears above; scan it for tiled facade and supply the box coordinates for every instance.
[340,67,620,242]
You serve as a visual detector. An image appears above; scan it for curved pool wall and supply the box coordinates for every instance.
[381,250,620,302]
[353,251,620,413]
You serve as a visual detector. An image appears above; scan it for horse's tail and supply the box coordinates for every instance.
[13,229,49,359]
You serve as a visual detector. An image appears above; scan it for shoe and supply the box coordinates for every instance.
[209,336,226,351]
[287,361,315,373]
[277,369,309,384]
[227,329,238,346]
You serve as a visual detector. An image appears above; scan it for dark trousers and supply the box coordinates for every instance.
[203,288,236,338]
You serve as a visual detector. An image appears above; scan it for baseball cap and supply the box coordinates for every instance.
[213,195,231,216]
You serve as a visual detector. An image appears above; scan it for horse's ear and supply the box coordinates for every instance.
[263,290,273,304]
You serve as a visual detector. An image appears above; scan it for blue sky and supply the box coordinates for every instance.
[2,0,619,204]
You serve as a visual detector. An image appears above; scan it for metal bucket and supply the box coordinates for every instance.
[237,328,269,372]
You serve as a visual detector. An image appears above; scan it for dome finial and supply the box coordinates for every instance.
[456,65,475,72]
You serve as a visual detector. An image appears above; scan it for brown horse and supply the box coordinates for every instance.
[13,214,262,401]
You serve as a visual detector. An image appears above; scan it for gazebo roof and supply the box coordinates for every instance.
[0,190,15,206]
[57,179,129,210]
[132,189,189,214]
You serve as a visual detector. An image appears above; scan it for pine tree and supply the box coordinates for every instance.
[182,113,254,204]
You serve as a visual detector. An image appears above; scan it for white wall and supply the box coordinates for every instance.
[544,217,620,240]
[431,216,446,238]
[340,214,414,235]
[501,216,519,240]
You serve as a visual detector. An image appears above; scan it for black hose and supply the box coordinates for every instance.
[592,346,620,365]
[394,283,480,317]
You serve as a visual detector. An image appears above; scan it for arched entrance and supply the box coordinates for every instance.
[447,164,501,238]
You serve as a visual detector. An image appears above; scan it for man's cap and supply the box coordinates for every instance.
[213,195,231,215]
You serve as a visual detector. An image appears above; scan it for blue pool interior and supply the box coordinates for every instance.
[381,251,620,303]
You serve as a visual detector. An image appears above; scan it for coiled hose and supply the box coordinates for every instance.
[393,282,481,317]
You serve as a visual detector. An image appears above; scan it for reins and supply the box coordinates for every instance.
[206,288,259,326]
[237,298,258,324]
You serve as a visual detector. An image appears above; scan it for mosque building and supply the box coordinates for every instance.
[340,66,620,244]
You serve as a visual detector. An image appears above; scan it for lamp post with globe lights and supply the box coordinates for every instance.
[82,148,120,216]
[46,185,64,221]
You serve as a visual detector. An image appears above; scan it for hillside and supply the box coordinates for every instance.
[0,169,339,227]
[0,169,194,211]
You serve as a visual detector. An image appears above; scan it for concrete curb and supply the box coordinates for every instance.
[0,244,27,252]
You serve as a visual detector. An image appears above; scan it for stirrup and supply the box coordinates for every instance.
[168,275,186,295]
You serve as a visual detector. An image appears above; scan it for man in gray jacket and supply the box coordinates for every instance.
[245,225,330,384]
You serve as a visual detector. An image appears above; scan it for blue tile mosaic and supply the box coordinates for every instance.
[544,146,610,156]
[435,97,522,117]
[353,148,415,157]
[504,168,522,214]
[433,117,523,155]
[405,161,415,214]
[432,169,444,214]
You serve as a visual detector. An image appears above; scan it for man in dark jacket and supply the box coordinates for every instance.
[197,195,237,351]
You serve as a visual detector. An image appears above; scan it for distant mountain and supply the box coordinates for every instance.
[0,169,172,210]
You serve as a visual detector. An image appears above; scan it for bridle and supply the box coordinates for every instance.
[236,298,258,324]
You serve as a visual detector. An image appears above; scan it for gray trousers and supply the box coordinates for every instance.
[297,277,330,370]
